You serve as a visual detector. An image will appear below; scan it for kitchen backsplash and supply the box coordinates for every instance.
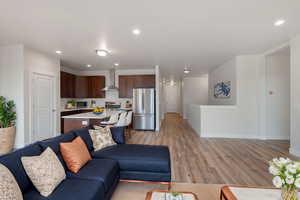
[61,91,132,109]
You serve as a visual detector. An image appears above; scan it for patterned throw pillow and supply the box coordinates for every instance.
[21,147,66,197]
[0,164,23,200]
[89,126,116,151]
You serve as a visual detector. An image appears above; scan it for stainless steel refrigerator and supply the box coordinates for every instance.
[133,88,156,130]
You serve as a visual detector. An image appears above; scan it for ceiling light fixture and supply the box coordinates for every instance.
[132,28,141,35]
[184,67,191,74]
[96,49,109,57]
[274,19,286,27]
[55,50,62,54]
[114,63,119,66]
[86,64,92,68]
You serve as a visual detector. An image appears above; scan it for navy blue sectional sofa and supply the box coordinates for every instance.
[0,126,171,200]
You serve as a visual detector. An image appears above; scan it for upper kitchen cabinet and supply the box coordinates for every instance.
[61,71,75,98]
[75,76,88,98]
[61,72,106,98]
[87,76,106,98]
[119,75,155,98]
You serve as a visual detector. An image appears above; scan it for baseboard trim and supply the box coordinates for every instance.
[289,147,300,157]
[201,132,261,140]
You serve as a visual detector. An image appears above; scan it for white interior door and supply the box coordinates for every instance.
[32,73,56,142]
[165,83,180,113]
[266,49,290,140]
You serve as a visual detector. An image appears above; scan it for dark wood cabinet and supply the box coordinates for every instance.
[75,76,88,98]
[61,109,93,133]
[61,71,75,98]
[119,75,155,98]
[61,71,105,98]
[87,76,106,98]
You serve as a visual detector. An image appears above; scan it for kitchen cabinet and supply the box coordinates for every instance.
[75,76,88,98]
[119,75,155,98]
[61,71,75,98]
[60,71,105,98]
[88,76,106,98]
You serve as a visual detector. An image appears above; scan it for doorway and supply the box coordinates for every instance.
[265,47,290,140]
[32,73,56,142]
[164,81,181,114]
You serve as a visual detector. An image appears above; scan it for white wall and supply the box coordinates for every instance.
[155,65,160,131]
[0,45,25,148]
[183,76,208,119]
[0,45,61,148]
[24,47,61,144]
[208,59,237,105]
[201,55,265,139]
[290,34,300,156]
[265,50,290,140]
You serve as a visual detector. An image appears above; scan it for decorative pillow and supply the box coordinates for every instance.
[21,147,66,197]
[89,126,116,151]
[0,164,23,200]
[60,136,92,173]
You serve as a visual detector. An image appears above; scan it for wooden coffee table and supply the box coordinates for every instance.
[146,190,199,200]
[220,186,286,200]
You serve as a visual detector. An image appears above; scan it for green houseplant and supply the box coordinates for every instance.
[0,96,16,154]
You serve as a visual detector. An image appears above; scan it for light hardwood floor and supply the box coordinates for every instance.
[128,113,298,186]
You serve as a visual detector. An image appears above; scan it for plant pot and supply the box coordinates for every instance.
[0,126,16,155]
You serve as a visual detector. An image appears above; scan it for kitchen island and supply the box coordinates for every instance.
[62,111,115,133]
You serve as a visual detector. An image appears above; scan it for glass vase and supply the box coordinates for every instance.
[281,185,298,200]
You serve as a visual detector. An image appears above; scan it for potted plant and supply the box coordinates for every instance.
[0,96,16,155]
[269,157,300,200]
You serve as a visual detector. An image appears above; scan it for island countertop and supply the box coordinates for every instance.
[62,111,113,119]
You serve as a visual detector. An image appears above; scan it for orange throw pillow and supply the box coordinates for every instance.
[60,136,92,173]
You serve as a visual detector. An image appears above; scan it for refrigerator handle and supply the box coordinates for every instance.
[142,90,145,113]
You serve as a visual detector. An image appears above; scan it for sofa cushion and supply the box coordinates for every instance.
[39,132,76,170]
[23,179,105,200]
[0,163,23,200]
[66,158,119,192]
[60,136,92,173]
[110,126,125,144]
[73,127,94,151]
[120,170,171,182]
[74,126,126,149]
[0,142,42,193]
[92,144,171,173]
[89,128,116,151]
[21,147,66,197]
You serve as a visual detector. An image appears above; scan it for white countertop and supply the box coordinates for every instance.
[61,108,94,112]
[62,111,115,119]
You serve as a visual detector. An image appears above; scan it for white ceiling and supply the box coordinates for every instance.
[0,0,300,79]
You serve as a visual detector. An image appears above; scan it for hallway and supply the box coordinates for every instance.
[128,113,297,186]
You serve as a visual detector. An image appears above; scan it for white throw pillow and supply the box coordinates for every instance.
[0,164,23,200]
[21,147,66,197]
[89,126,116,151]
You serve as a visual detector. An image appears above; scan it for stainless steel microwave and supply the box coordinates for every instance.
[76,101,88,108]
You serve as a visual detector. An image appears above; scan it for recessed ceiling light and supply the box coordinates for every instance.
[184,67,191,74]
[114,63,119,66]
[86,64,92,68]
[96,49,109,57]
[55,50,62,54]
[132,28,141,35]
[274,19,286,27]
